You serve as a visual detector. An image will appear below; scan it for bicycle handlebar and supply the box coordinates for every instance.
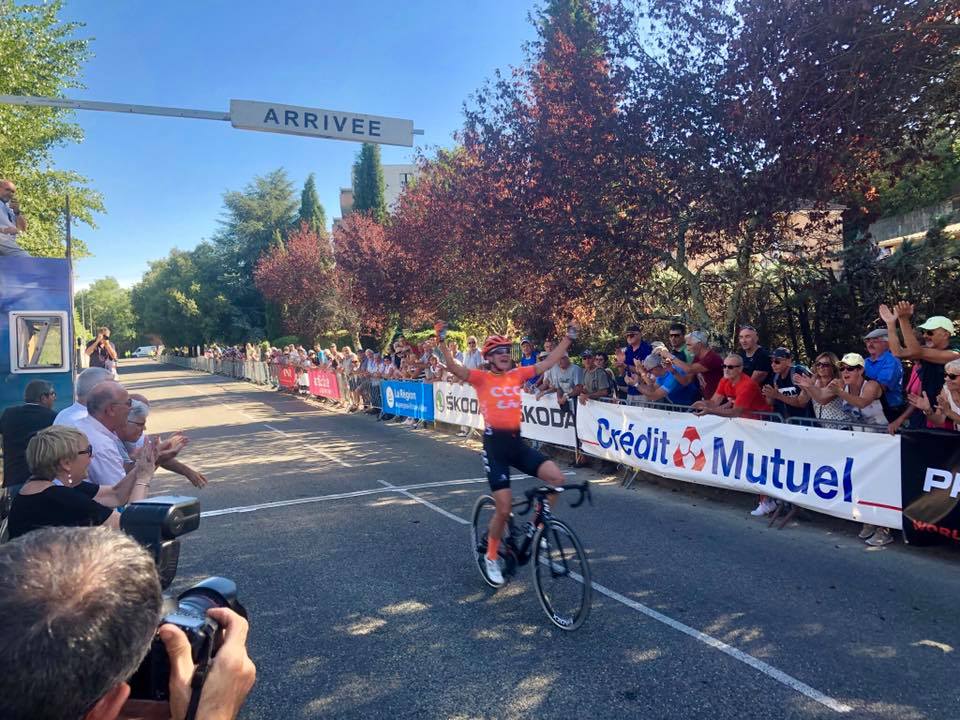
[513,481,592,515]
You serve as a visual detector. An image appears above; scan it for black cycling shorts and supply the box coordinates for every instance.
[481,428,548,492]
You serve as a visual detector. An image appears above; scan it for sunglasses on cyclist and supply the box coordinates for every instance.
[487,347,512,357]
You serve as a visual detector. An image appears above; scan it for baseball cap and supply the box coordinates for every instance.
[917,316,956,334]
[537,351,548,360]
[771,347,792,359]
[520,336,533,345]
[862,328,889,341]
[840,353,865,368]
[625,324,641,334]
[643,354,663,370]
[581,349,595,358]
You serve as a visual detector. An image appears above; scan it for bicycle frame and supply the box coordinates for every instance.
[503,481,591,570]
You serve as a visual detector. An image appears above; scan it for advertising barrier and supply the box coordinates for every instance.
[433,382,484,429]
[900,429,960,545]
[277,365,297,389]
[382,380,435,421]
[307,369,341,400]
[520,392,577,448]
[432,383,578,446]
[575,401,903,528]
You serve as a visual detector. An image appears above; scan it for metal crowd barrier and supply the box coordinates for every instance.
[159,355,275,387]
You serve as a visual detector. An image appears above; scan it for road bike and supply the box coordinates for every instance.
[470,481,593,631]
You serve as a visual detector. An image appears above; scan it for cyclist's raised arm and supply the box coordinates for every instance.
[436,325,471,382]
[535,325,577,375]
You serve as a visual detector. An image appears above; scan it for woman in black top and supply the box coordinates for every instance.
[8,425,158,539]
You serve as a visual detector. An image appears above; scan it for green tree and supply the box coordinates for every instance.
[352,143,387,222]
[75,277,137,352]
[212,168,298,336]
[0,0,104,257]
[131,244,246,347]
[298,173,328,238]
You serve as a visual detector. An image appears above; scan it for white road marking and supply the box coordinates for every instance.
[200,472,576,518]
[263,423,352,467]
[397,490,853,714]
[378,479,470,525]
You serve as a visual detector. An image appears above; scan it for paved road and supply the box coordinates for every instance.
[124,359,960,720]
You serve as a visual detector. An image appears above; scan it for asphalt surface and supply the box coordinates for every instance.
[123,359,960,720]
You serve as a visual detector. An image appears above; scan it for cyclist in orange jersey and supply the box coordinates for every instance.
[436,322,578,585]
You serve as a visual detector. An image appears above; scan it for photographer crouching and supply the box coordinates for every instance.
[0,526,255,720]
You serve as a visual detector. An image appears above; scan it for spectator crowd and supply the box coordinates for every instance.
[173,298,960,547]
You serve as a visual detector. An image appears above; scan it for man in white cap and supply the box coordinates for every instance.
[862,327,904,423]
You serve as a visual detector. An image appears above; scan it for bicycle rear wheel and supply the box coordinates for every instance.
[470,495,508,588]
[532,519,591,630]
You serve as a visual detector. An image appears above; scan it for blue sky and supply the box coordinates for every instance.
[53,1,539,289]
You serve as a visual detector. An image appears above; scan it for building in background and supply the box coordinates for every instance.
[334,164,417,227]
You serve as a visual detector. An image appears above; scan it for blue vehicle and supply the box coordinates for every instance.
[1,256,75,414]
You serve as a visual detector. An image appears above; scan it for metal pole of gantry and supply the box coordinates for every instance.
[0,95,425,146]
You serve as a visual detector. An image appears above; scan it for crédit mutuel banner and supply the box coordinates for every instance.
[576,402,903,528]
[432,382,577,447]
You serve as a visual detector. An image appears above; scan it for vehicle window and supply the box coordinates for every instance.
[14,314,65,370]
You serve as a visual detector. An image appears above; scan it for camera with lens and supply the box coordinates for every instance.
[120,496,247,703]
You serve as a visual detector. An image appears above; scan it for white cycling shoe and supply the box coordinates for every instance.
[485,556,505,586]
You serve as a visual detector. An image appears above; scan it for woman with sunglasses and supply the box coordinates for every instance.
[7,425,158,539]
[436,322,579,587]
[792,352,847,422]
[828,354,886,428]
[826,354,893,545]
[908,359,960,431]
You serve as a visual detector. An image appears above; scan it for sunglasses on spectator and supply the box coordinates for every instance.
[839,365,860,371]
[468,341,476,344]
[77,445,94,457]
[947,373,960,381]
[487,347,512,356]
[722,364,742,370]
[626,332,637,337]
[815,361,835,368]
[923,330,936,336]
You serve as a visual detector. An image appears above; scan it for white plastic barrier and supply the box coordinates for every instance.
[575,401,902,528]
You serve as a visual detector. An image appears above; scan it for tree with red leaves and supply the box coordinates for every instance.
[254,222,341,343]
[332,212,433,345]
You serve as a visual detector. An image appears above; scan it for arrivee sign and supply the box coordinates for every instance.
[230,99,415,147]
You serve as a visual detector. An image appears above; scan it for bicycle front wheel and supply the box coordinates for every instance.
[471,495,506,588]
[532,519,591,630]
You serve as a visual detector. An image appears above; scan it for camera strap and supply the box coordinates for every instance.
[185,635,216,720]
